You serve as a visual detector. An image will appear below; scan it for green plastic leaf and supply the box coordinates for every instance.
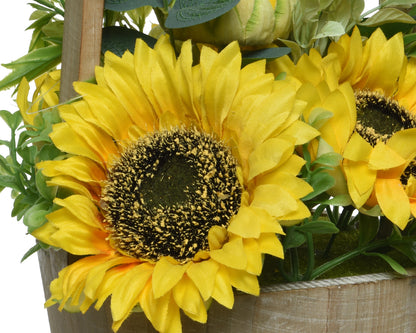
[23,201,52,233]
[298,220,339,234]
[36,169,56,201]
[12,192,40,220]
[0,45,61,90]
[308,107,333,129]
[392,240,416,263]
[242,47,291,67]
[0,110,23,131]
[358,213,379,246]
[364,252,408,276]
[283,226,306,250]
[303,172,335,201]
[382,0,416,6]
[102,26,157,57]
[105,0,164,11]
[313,152,342,167]
[320,194,353,206]
[165,0,240,29]
[360,7,416,27]
[314,21,345,40]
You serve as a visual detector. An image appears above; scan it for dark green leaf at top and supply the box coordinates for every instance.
[165,0,240,29]
[105,0,164,11]
[242,47,291,66]
[102,26,157,57]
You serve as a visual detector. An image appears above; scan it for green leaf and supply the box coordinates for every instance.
[0,110,23,131]
[382,0,416,6]
[0,45,61,90]
[360,7,416,27]
[23,201,52,233]
[358,213,379,246]
[364,252,408,275]
[283,226,306,250]
[298,220,339,234]
[36,169,56,201]
[21,242,43,262]
[0,175,21,192]
[102,26,157,57]
[392,240,416,263]
[165,0,240,29]
[303,171,335,201]
[308,107,333,129]
[242,47,291,67]
[314,20,345,40]
[320,194,353,206]
[12,192,40,220]
[105,0,164,11]
[313,152,342,167]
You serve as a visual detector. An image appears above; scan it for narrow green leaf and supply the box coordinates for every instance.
[23,201,52,233]
[320,194,353,206]
[165,0,240,29]
[308,107,333,129]
[105,0,164,11]
[0,45,61,90]
[242,47,291,67]
[392,240,416,263]
[364,252,408,276]
[21,242,43,262]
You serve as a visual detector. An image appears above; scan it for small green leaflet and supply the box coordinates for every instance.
[242,47,291,67]
[102,26,157,57]
[165,0,240,29]
[105,0,164,11]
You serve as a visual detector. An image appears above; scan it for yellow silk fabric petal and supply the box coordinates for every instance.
[375,178,410,230]
[17,77,36,125]
[210,237,247,270]
[45,175,97,201]
[172,274,207,323]
[208,226,228,250]
[186,260,219,301]
[152,257,190,299]
[44,209,111,255]
[138,282,182,333]
[368,142,406,170]
[343,160,376,208]
[211,266,234,309]
[53,195,102,229]
[258,233,284,258]
[37,156,106,183]
[243,238,263,275]
[279,119,320,146]
[343,132,372,162]
[251,184,298,217]
[387,128,416,161]
[228,268,259,296]
[248,137,293,180]
[111,263,153,323]
[227,206,262,238]
[84,256,138,300]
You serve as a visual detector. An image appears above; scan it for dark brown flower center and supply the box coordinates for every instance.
[102,128,242,263]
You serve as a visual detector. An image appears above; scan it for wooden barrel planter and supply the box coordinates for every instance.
[38,249,416,332]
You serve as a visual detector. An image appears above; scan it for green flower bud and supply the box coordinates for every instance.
[171,0,294,46]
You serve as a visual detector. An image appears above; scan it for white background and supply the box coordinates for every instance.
[0,1,379,332]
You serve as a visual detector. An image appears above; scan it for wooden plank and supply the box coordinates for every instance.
[59,0,104,102]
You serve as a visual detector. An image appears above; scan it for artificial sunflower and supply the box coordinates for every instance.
[270,27,416,229]
[32,35,317,332]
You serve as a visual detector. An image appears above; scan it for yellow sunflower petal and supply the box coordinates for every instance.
[111,263,153,323]
[375,178,411,230]
[186,260,219,301]
[152,257,190,299]
[172,274,207,323]
[343,132,373,162]
[387,128,416,161]
[243,238,263,275]
[210,236,247,270]
[369,142,406,170]
[248,137,294,180]
[258,233,284,258]
[138,282,182,333]
[251,184,298,217]
[211,266,234,309]
[228,268,259,296]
